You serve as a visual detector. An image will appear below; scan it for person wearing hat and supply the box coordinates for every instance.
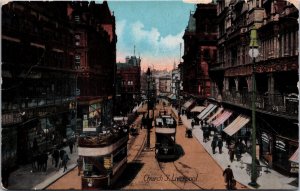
[223,165,234,189]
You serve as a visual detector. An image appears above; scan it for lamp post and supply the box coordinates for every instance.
[248,26,259,187]
[146,68,151,149]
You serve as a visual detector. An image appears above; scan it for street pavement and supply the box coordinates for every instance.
[176,108,298,190]
[6,145,78,190]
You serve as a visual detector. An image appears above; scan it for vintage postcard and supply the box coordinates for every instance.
[1,0,299,190]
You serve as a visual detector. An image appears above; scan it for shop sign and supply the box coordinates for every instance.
[82,119,96,132]
[104,156,112,170]
[290,162,299,173]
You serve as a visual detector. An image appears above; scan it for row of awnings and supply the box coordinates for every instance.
[188,103,250,137]
[188,101,299,164]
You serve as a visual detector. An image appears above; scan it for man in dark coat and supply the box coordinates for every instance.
[223,165,234,189]
[218,138,223,154]
[52,149,60,168]
[211,140,217,154]
[69,140,74,154]
[59,149,66,168]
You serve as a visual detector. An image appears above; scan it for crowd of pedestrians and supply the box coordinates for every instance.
[30,138,75,174]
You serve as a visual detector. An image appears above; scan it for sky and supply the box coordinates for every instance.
[105,0,299,72]
[107,1,196,71]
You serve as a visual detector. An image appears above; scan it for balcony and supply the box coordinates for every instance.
[221,91,298,118]
[78,127,129,148]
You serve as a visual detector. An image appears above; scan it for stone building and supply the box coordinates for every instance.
[116,56,141,114]
[67,1,117,131]
[1,1,117,170]
[210,0,298,175]
[182,3,218,101]
[2,2,76,168]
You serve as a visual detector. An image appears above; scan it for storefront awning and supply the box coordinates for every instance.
[207,107,224,123]
[190,106,206,113]
[223,115,250,136]
[197,104,214,119]
[289,148,299,163]
[211,110,232,127]
[168,94,176,100]
[182,99,194,109]
[200,105,217,120]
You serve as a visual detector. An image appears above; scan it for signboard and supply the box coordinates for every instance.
[104,156,112,170]
[290,162,299,173]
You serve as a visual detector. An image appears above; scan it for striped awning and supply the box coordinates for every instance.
[223,115,250,136]
[201,105,217,120]
[211,110,232,127]
[207,107,224,123]
[190,106,206,113]
[182,99,194,109]
[168,94,176,100]
[289,148,299,163]
[197,104,214,119]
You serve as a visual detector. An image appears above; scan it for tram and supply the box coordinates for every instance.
[155,113,178,160]
[78,121,129,189]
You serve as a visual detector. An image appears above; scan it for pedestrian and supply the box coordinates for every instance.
[229,148,234,162]
[223,165,234,190]
[37,152,43,171]
[211,140,217,154]
[59,149,66,168]
[218,138,223,154]
[41,152,48,172]
[69,140,74,154]
[191,119,195,129]
[52,148,60,168]
[226,137,231,148]
[77,156,83,176]
[202,128,206,142]
[62,152,70,172]
[200,120,204,128]
[2,166,10,188]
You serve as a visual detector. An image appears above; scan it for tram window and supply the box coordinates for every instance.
[83,157,105,176]
[113,147,127,164]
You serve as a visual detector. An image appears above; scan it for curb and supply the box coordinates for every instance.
[33,164,78,190]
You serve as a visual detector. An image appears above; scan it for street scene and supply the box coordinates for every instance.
[1,0,299,190]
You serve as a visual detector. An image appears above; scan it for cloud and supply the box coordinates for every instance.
[116,20,127,38]
[183,0,213,4]
[182,0,299,10]
[131,21,160,47]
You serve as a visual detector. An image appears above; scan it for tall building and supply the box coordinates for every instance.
[210,0,298,175]
[182,3,218,101]
[116,56,141,114]
[1,1,117,171]
[2,2,76,168]
[67,1,117,130]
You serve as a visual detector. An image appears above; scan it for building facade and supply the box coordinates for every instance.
[182,3,218,100]
[67,1,117,130]
[210,0,298,174]
[2,2,76,168]
[1,1,117,170]
[116,56,141,114]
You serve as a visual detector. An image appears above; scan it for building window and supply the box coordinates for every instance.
[75,55,81,68]
[75,34,80,46]
[75,15,80,23]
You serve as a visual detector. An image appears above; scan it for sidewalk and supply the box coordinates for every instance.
[7,146,78,190]
[178,111,298,190]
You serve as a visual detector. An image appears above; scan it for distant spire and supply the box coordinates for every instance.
[173,59,176,70]
[134,45,136,56]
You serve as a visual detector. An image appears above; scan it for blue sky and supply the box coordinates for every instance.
[107,1,196,71]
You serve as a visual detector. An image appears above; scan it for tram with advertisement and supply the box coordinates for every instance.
[155,112,178,160]
[78,119,129,189]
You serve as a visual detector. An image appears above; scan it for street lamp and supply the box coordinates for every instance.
[146,67,151,149]
[248,26,259,187]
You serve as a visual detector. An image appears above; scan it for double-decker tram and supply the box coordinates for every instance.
[155,113,178,160]
[78,122,129,189]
